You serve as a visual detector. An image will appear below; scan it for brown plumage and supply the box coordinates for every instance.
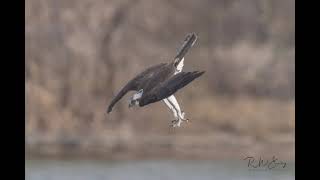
[107,33,204,113]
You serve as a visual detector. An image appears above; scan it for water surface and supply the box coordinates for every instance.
[26,159,294,180]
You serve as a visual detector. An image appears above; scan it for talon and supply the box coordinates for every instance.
[179,111,188,121]
[170,118,182,127]
[170,123,177,128]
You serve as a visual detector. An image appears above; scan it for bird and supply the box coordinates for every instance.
[107,33,205,127]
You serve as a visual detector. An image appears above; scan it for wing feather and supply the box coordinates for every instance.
[107,63,168,113]
[139,71,205,106]
[173,33,197,67]
[107,81,134,113]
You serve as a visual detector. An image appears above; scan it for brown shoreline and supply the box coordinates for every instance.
[26,132,294,161]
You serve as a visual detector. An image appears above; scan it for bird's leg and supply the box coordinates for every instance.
[163,99,179,126]
[167,95,189,122]
[163,95,189,127]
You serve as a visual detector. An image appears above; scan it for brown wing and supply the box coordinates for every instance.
[107,63,170,113]
[139,71,205,107]
[107,81,135,113]
[173,33,197,67]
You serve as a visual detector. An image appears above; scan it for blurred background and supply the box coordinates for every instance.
[26,0,295,179]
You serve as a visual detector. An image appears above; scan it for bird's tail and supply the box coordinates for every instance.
[173,33,198,67]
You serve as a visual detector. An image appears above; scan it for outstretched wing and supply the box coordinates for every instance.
[107,81,135,113]
[107,63,168,113]
[139,71,205,106]
[173,33,197,67]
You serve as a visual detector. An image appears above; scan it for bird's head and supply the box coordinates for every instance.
[128,89,143,108]
[128,98,139,108]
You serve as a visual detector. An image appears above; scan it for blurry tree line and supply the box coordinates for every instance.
[26,0,294,144]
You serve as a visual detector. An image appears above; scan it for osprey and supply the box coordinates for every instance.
[107,33,205,127]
